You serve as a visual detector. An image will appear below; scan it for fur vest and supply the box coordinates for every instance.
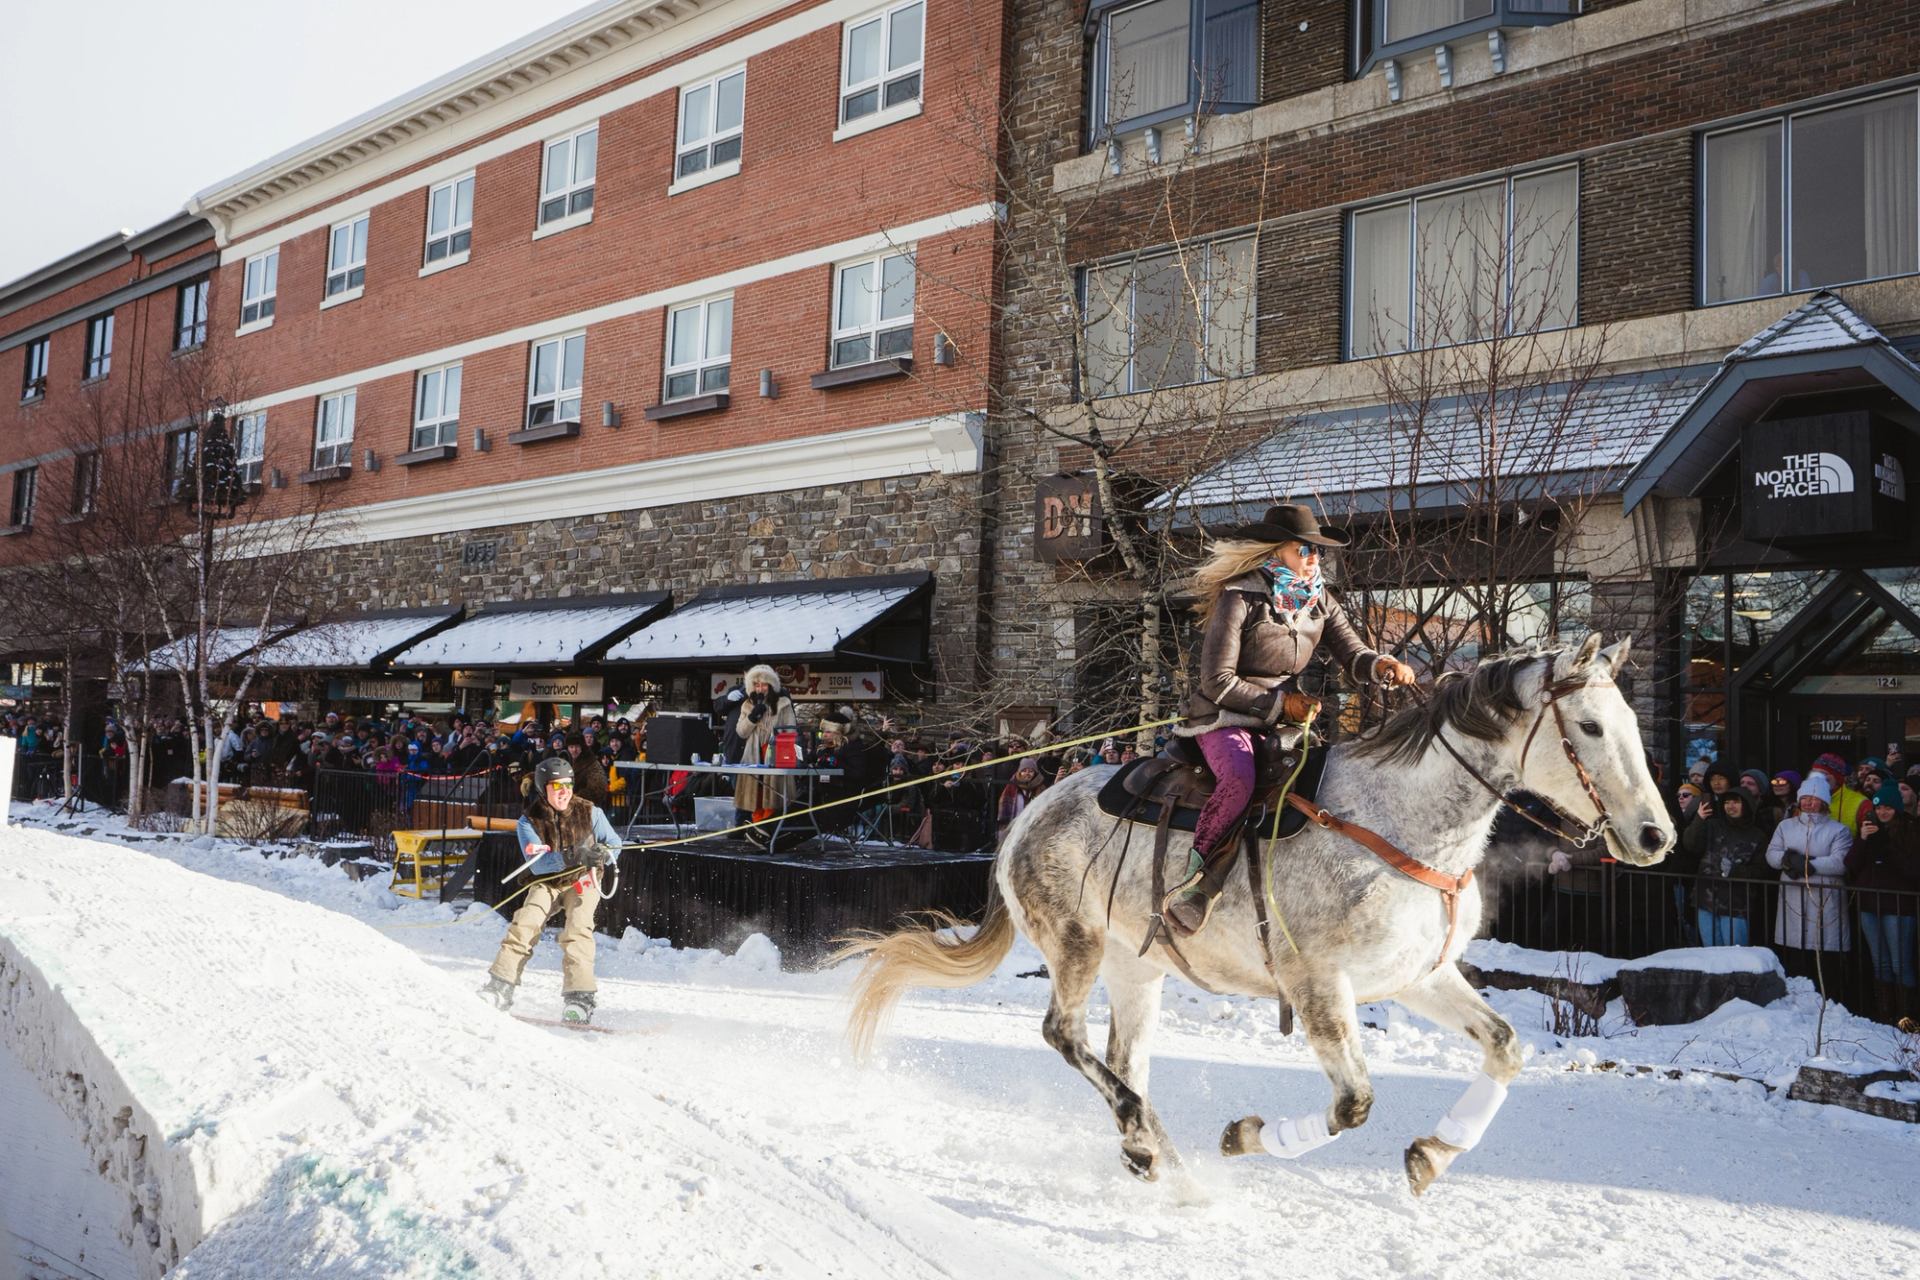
[522,783,597,859]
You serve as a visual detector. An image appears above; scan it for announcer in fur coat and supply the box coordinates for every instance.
[733,662,798,823]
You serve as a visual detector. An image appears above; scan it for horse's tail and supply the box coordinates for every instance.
[834,877,1014,1060]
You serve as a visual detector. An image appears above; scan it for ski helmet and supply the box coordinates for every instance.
[533,757,575,794]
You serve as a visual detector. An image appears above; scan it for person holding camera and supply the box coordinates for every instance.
[479,756,622,1024]
[1848,783,1920,1018]
[732,663,797,829]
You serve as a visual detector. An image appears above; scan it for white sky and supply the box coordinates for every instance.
[0,0,593,288]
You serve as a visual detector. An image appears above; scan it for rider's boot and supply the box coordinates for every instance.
[1165,841,1235,937]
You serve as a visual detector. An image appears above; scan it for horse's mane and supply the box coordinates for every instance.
[1352,643,1565,766]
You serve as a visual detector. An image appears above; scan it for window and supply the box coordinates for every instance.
[8,468,36,529]
[676,69,746,180]
[539,125,598,226]
[841,1,923,126]
[1347,165,1577,358]
[1081,235,1255,396]
[1089,0,1258,141]
[526,334,585,427]
[413,364,462,450]
[234,413,266,486]
[20,337,48,402]
[175,278,209,350]
[664,296,733,399]
[241,249,278,327]
[326,214,369,298]
[831,250,915,366]
[84,314,114,381]
[425,174,474,265]
[313,391,356,470]
[165,429,197,499]
[1702,90,1919,305]
[70,453,99,517]
[1353,0,1576,75]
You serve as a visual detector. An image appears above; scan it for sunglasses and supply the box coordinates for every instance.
[547,781,574,792]
[1296,542,1322,558]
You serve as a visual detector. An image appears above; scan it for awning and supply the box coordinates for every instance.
[389,592,670,668]
[1165,365,1713,524]
[249,607,463,670]
[134,625,293,674]
[603,572,932,665]
[1622,291,1920,512]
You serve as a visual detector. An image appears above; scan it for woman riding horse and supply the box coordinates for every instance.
[1167,503,1418,935]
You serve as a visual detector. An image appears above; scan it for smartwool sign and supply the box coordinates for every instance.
[507,676,604,701]
[1740,412,1906,544]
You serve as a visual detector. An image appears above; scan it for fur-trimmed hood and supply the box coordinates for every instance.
[744,663,783,691]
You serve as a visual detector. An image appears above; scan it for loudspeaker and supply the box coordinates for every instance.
[648,713,717,765]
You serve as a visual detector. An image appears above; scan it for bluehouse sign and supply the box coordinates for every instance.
[1741,411,1907,543]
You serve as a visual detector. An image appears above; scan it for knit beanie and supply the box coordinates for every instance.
[1874,781,1904,810]
[1798,773,1833,804]
[1812,752,1849,782]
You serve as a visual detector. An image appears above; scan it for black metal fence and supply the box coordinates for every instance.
[7,753,131,812]
[1477,860,1919,1019]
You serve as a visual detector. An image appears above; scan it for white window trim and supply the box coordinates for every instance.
[832,97,923,143]
[839,1,925,129]
[423,172,475,269]
[239,248,278,333]
[234,412,267,486]
[1344,163,1580,360]
[538,123,599,228]
[830,248,916,368]
[313,390,357,470]
[325,213,369,303]
[530,208,594,241]
[675,66,746,185]
[663,294,733,401]
[668,161,743,196]
[525,331,587,428]
[412,362,463,451]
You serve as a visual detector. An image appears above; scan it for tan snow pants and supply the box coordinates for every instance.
[488,875,602,994]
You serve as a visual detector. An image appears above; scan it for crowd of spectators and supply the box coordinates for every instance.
[1669,749,1919,1018]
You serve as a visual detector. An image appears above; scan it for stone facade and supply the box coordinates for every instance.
[313,470,989,702]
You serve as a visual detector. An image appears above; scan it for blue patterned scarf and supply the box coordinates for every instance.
[1263,557,1322,614]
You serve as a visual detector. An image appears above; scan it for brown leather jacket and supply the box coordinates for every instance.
[1180,570,1381,735]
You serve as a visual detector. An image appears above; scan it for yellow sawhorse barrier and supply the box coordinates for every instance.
[390,828,484,899]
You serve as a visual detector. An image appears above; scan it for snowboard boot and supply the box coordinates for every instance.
[478,975,516,1010]
[562,990,597,1024]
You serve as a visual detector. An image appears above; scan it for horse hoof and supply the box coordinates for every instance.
[1404,1137,1459,1196]
[1220,1116,1264,1158]
[1122,1144,1160,1182]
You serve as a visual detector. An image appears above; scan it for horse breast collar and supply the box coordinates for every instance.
[1283,793,1472,975]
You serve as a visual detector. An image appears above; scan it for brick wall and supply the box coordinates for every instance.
[1578,136,1695,327]
[1262,0,1347,104]
[1256,212,1344,372]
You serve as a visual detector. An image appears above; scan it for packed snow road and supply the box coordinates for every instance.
[3,810,1917,1280]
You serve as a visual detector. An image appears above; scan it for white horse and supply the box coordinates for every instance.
[840,635,1674,1194]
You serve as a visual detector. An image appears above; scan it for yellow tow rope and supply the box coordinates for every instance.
[1261,709,1317,959]
[376,713,1187,932]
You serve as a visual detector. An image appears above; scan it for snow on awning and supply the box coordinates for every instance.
[603,573,931,665]
[389,593,670,668]
[249,608,462,670]
[134,626,285,674]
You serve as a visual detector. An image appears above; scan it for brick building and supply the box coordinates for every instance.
[988,0,1920,770]
[1,0,1010,723]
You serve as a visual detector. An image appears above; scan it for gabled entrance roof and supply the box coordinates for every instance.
[1622,291,1920,512]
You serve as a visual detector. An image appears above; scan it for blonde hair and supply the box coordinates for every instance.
[1188,538,1287,631]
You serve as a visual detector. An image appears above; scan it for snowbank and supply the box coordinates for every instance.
[0,827,1073,1280]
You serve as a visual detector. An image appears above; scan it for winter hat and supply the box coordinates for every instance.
[744,663,782,691]
[1772,769,1802,791]
[1812,752,1849,783]
[1703,760,1735,789]
[1677,783,1700,801]
[1739,768,1771,795]
[1874,782,1904,810]
[1861,756,1888,776]
[1798,773,1833,804]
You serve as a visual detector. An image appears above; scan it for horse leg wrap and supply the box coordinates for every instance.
[1258,1111,1341,1160]
[1433,1073,1508,1152]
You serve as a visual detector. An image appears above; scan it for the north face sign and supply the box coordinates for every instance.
[1740,411,1905,544]
[1752,452,1854,498]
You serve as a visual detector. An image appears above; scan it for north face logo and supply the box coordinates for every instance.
[1752,452,1854,498]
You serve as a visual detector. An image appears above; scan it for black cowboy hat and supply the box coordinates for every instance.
[1209,502,1349,547]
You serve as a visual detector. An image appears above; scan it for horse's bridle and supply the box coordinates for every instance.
[1429,671,1616,850]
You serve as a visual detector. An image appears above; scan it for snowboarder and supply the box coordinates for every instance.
[479,756,622,1022]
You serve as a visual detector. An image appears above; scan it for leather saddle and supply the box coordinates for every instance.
[1095,729,1328,840]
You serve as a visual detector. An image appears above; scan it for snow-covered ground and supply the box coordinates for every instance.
[4,802,1918,1280]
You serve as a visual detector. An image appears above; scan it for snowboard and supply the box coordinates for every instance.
[510,1012,662,1037]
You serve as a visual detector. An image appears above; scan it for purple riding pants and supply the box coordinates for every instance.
[1194,727,1257,853]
